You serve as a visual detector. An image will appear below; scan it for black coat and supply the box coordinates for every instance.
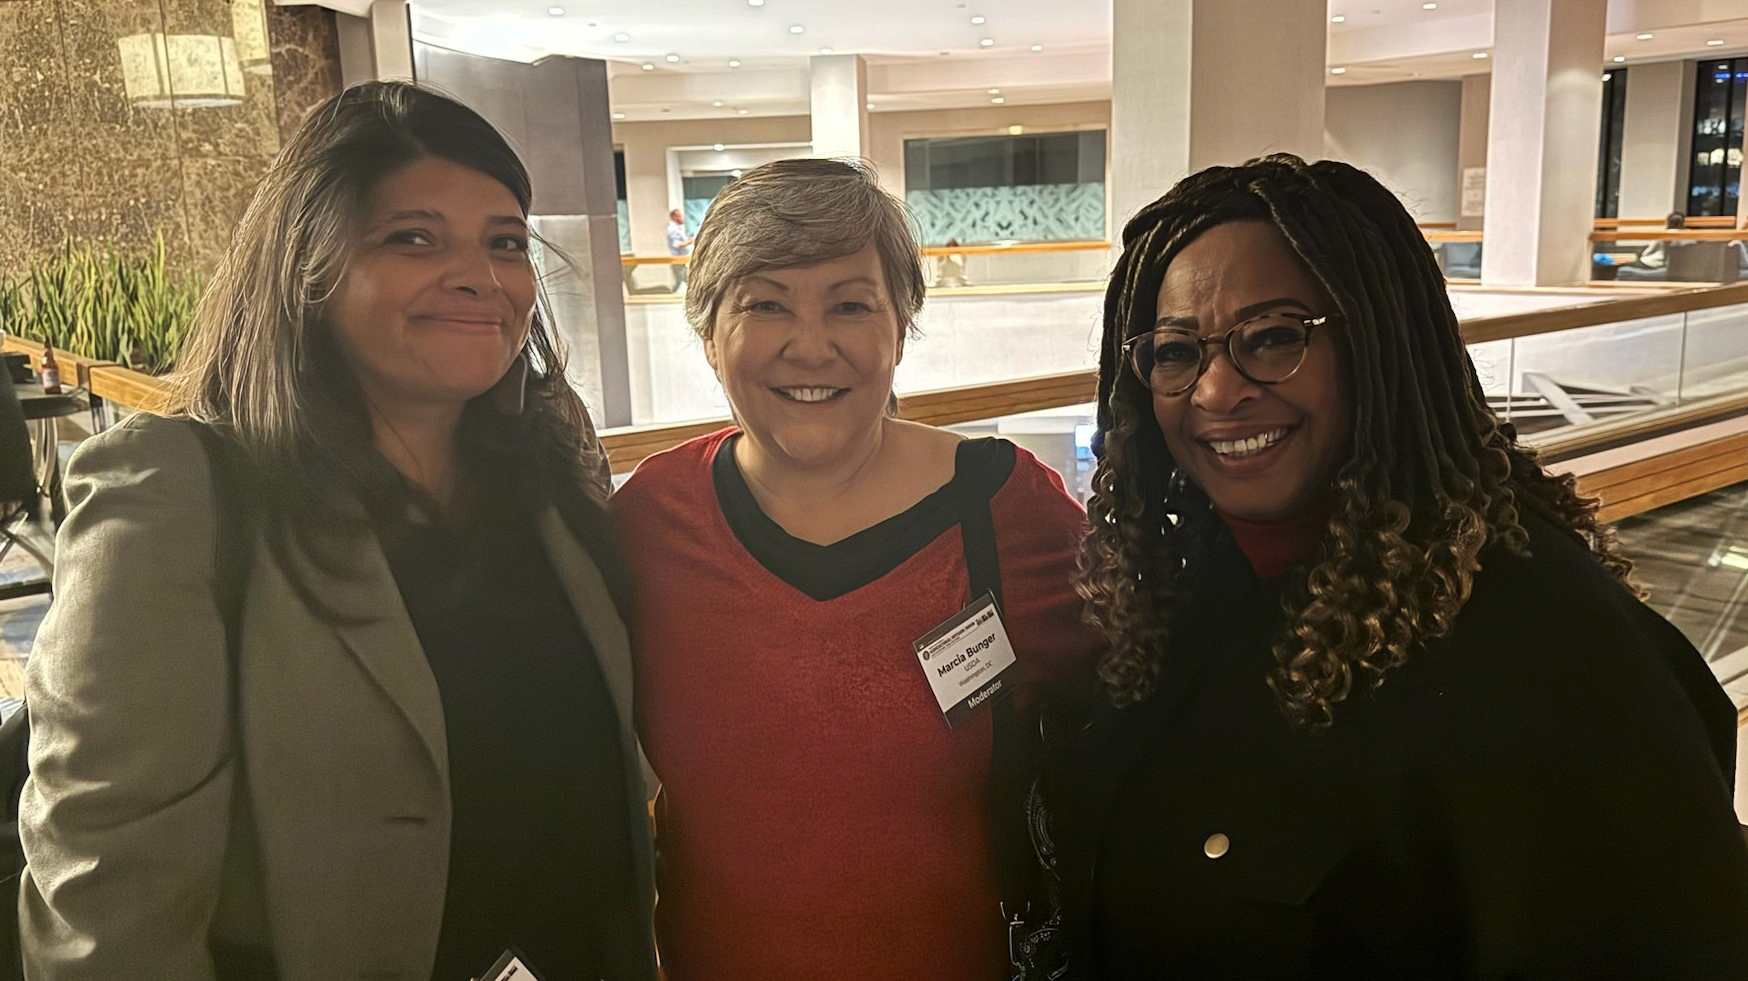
[1049,511,1748,979]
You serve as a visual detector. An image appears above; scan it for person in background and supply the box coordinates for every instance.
[20,81,657,981]
[667,207,695,292]
[1053,154,1748,978]
[933,236,970,288]
[1619,210,1688,280]
[613,158,1101,981]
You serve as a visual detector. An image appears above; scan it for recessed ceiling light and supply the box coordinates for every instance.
[713,143,725,151]
[979,37,994,47]
[613,32,630,41]
[547,6,564,15]
[665,53,680,62]
[820,47,834,54]
[1331,14,1346,22]
[1708,39,1726,46]
[1422,2,1436,9]
[728,59,742,67]
[748,0,764,5]
[789,24,805,33]
[712,100,724,107]
[866,101,875,110]
[971,15,986,24]
[1636,32,1653,40]
[612,111,625,120]
[731,169,743,177]
[736,108,750,115]
[1029,44,1043,51]
[1472,51,1488,59]
[1008,124,1023,135]
[988,87,1000,94]
[1613,55,1626,62]
[1602,72,1613,81]
[1330,66,1347,74]
[991,96,1005,104]
[641,63,654,70]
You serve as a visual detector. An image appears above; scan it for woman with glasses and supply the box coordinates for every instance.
[1050,155,1748,978]
[612,158,1100,980]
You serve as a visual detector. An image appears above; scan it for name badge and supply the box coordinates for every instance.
[479,949,545,981]
[912,591,1018,729]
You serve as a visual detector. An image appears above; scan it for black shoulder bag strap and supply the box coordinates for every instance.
[960,487,1043,978]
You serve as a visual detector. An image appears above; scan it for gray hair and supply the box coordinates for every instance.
[682,157,926,341]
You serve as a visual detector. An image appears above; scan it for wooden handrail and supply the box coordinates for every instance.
[917,241,1107,256]
[13,281,1748,476]
[1458,281,1748,344]
[1590,229,1747,242]
[597,370,1097,472]
[1599,216,1739,229]
[620,240,1112,267]
[601,281,1748,472]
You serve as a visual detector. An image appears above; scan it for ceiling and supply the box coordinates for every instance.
[398,0,1748,121]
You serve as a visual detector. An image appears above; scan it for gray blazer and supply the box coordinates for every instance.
[18,413,657,981]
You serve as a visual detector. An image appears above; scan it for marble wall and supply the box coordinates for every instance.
[0,0,340,278]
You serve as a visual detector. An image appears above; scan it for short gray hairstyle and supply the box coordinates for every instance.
[682,157,926,341]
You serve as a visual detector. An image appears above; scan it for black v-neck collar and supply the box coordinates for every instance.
[712,433,1017,601]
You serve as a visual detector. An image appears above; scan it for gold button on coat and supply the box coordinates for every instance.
[1204,833,1231,859]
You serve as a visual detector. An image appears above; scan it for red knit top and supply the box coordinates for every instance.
[613,429,1101,981]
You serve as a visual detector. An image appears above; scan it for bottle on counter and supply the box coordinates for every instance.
[40,343,61,395]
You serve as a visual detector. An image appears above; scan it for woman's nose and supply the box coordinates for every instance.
[443,246,502,296]
[782,310,835,362]
[1188,346,1261,414]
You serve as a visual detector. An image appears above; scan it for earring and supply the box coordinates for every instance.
[1167,467,1191,501]
[491,353,529,415]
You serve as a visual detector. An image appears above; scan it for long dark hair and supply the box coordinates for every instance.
[1078,154,1632,726]
[165,80,627,612]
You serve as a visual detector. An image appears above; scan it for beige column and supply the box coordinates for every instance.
[1455,74,1491,233]
[334,0,411,83]
[415,48,632,425]
[1619,60,1690,220]
[1480,0,1607,286]
[810,54,869,159]
[1110,0,1327,231]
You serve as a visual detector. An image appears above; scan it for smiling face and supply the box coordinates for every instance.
[705,244,904,471]
[326,156,535,420]
[1151,221,1350,522]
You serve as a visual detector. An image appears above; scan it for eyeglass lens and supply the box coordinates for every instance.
[1131,315,1312,394]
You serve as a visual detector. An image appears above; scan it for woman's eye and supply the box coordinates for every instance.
[1246,326,1306,351]
[1153,341,1200,364]
[743,299,784,314]
[493,236,530,253]
[833,301,872,315]
[385,229,434,246]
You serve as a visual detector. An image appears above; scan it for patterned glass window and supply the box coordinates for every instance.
[903,131,1107,245]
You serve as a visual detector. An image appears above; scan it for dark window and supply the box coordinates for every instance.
[1687,58,1748,216]
[903,131,1106,192]
[614,149,627,203]
[1596,68,1627,218]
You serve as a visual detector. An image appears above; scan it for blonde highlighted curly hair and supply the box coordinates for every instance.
[1079,154,1635,728]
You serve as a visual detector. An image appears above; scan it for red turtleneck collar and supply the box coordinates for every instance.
[1215,504,1330,580]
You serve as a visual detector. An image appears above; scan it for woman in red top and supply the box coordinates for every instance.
[612,158,1100,980]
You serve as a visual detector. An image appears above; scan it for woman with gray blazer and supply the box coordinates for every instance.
[19,82,657,981]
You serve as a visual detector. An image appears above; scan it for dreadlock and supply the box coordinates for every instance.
[1077,154,1634,728]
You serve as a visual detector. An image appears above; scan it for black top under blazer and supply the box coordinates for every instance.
[1049,510,1748,980]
